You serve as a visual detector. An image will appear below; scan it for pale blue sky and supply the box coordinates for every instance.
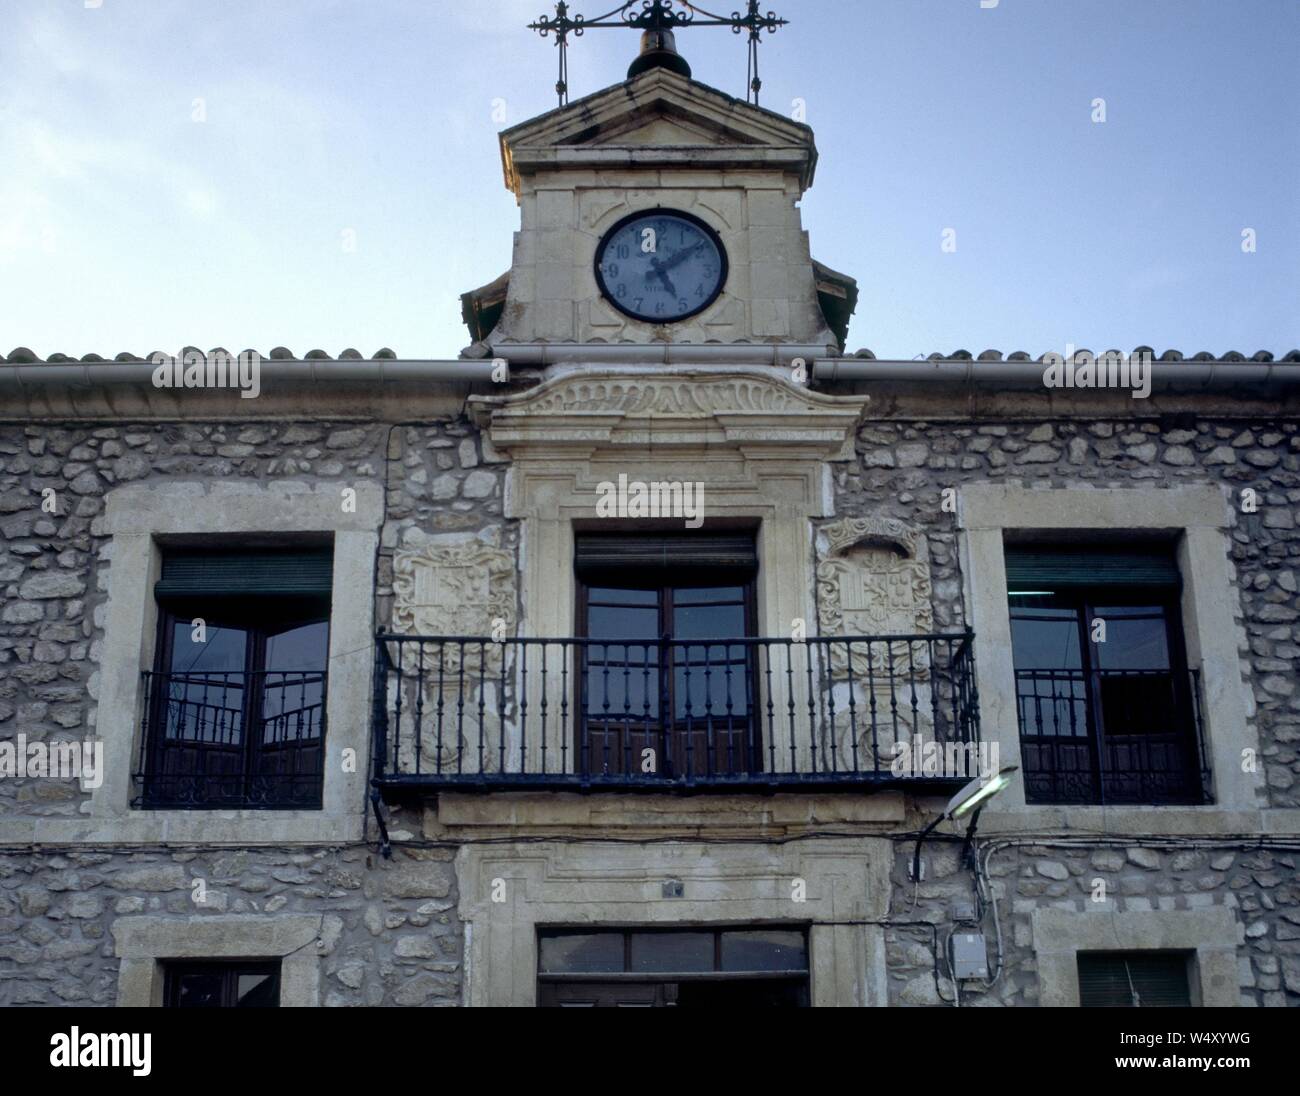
[1,0,1296,360]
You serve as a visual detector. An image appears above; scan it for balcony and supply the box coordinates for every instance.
[371,631,981,795]
[1015,666,1212,805]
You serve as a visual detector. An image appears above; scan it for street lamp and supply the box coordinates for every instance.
[912,766,1018,881]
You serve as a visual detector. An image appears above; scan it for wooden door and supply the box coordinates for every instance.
[578,577,757,778]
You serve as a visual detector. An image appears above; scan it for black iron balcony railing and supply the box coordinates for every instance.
[133,669,326,809]
[372,632,981,793]
[1015,666,1211,805]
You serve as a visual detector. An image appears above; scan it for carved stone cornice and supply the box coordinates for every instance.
[468,370,867,460]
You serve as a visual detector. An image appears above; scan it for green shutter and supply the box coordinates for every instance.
[574,533,757,573]
[155,549,334,598]
[1077,952,1192,1007]
[1004,546,1179,589]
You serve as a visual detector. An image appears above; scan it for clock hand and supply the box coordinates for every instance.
[659,240,706,273]
[646,257,677,297]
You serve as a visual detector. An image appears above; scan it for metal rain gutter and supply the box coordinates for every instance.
[811,358,1300,389]
[484,343,834,366]
[0,359,503,394]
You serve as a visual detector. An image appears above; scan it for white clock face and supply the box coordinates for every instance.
[595,211,727,323]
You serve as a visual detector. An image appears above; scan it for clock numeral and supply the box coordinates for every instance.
[633,298,643,310]
[616,284,627,297]
[678,297,688,311]
[607,263,620,277]
[617,245,629,259]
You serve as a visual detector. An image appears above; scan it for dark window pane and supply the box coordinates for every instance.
[587,587,658,606]
[630,931,714,973]
[673,602,745,640]
[673,586,745,606]
[588,605,659,641]
[236,971,279,1007]
[1009,611,1082,670]
[1093,607,1170,669]
[265,620,329,672]
[720,930,807,972]
[1099,672,1179,737]
[261,620,328,742]
[539,933,625,974]
[173,971,224,1008]
[169,620,248,674]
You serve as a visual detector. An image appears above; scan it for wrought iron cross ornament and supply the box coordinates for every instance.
[529,0,788,107]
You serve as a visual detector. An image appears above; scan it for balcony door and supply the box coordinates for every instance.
[575,533,758,779]
[141,548,331,808]
[1006,545,1207,805]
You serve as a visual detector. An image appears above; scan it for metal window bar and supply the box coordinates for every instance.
[134,669,326,809]
[1014,666,1211,806]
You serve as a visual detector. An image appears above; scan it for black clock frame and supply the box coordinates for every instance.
[593,208,729,324]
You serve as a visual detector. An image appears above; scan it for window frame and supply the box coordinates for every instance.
[163,958,283,1008]
[574,550,761,778]
[957,484,1260,819]
[63,481,382,847]
[1008,581,1207,806]
[139,587,332,811]
[1075,949,1196,1008]
[1031,906,1239,1007]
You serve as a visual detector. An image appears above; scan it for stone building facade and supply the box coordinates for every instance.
[0,54,1297,1008]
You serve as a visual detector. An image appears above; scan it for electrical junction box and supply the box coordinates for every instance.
[951,932,989,980]
[951,901,976,923]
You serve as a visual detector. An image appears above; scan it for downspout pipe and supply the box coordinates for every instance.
[812,358,1300,388]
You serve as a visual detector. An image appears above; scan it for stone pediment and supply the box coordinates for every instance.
[468,369,866,459]
[589,112,745,147]
[500,68,817,193]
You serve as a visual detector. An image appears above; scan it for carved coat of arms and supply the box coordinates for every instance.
[391,538,517,675]
[815,516,933,677]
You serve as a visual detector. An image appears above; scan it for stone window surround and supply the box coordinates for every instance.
[456,838,891,1007]
[0,482,382,846]
[113,914,324,1007]
[1031,906,1241,1007]
[958,483,1264,829]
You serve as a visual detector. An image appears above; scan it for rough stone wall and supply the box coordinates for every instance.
[0,844,461,1006]
[0,417,507,815]
[837,417,1300,807]
[884,839,1300,1008]
[376,422,511,628]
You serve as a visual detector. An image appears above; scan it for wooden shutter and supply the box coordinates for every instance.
[574,533,757,574]
[155,549,334,598]
[1005,546,1180,589]
[1077,951,1192,1007]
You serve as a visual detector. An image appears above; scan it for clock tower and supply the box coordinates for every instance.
[461,37,854,353]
